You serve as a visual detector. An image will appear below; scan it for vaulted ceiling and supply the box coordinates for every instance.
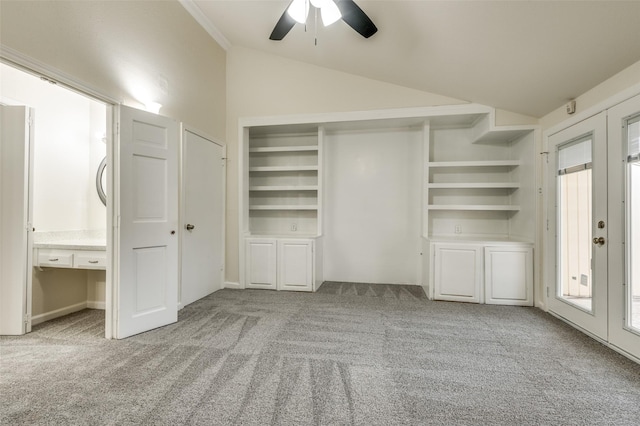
[187,0,640,118]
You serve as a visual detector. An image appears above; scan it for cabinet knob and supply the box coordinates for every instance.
[186,224,195,231]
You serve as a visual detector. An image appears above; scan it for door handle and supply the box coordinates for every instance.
[186,224,195,231]
[593,237,605,246]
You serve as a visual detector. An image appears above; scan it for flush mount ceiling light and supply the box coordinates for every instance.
[270,0,377,41]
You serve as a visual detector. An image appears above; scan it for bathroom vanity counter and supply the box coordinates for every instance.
[34,231,106,269]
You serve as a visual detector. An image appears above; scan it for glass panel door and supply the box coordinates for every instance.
[608,94,640,359]
[558,136,593,311]
[547,112,608,340]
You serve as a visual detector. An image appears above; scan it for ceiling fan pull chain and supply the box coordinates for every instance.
[314,7,318,46]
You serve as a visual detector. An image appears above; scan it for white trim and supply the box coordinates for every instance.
[0,45,120,105]
[544,83,640,140]
[31,302,88,326]
[86,301,106,310]
[224,281,242,289]
[238,103,487,129]
[178,0,231,51]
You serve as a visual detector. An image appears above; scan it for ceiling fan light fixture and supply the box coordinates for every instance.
[321,0,342,26]
[287,0,308,24]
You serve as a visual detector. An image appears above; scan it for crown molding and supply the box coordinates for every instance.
[179,0,231,51]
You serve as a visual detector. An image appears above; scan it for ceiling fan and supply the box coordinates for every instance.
[270,0,377,41]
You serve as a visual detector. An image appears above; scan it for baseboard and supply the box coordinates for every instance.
[224,281,242,289]
[31,302,88,326]
[86,301,105,310]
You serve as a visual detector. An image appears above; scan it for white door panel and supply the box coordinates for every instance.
[245,239,277,289]
[547,112,608,340]
[0,105,33,335]
[116,105,178,338]
[608,94,640,358]
[278,239,313,292]
[181,128,224,306]
[434,244,482,303]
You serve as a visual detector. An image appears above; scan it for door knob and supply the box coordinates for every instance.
[593,237,605,246]
[186,224,195,231]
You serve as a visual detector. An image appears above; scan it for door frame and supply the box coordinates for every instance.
[179,124,226,308]
[607,93,640,359]
[546,112,608,340]
[543,87,640,363]
[1,49,120,338]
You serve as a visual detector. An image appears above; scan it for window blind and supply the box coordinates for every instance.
[558,136,592,175]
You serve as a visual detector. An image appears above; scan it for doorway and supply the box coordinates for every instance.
[0,61,109,335]
[547,94,640,360]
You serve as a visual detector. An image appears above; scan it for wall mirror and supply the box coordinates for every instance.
[96,156,106,206]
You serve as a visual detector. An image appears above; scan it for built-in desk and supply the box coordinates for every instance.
[33,231,106,270]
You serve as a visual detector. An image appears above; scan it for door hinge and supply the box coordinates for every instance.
[546,286,550,298]
[24,314,30,324]
[28,114,33,128]
[546,219,549,231]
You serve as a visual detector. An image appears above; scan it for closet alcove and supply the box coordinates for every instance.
[239,105,538,305]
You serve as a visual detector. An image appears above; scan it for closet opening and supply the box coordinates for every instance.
[1,60,111,337]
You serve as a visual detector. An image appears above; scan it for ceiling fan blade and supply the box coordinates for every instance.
[335,0,377,38]
[270,3,297,40]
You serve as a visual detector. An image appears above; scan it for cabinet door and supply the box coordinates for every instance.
[278,239,313,292]
[433,243,483,303]
[485,246,533,306]
[245,239,277,289]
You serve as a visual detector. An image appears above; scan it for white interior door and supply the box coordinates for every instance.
[180,127,224,307]
[608,94,640,358]
[115,105,179,338]
[0,105,33,335]
[547,112,608,340]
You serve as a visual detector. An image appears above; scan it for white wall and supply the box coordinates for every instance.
[0,0,226,142]
[540,60,640,132]
[226,46,540,284]
[323,127,422,285]
[1,63,105,232]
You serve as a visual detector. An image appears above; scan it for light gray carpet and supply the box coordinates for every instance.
[2,283,640,425]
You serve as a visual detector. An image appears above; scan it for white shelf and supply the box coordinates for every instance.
[427,205,520,211]
[249,165,318,172]
[249,185,319,191]
[249,205,318,211]
[249,145,318,153]
[428,160,520,168]
[428,182,520,189]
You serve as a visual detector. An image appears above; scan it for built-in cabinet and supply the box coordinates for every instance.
[431,240,533,306]
[245,238,316,292]
[242,124,323,292]
[240,106,537,301]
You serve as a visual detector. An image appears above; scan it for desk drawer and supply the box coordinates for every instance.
[37,250,74,268]
[74,251,107,270]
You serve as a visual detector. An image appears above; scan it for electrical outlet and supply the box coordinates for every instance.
[291,224,297,231]
[454,225,462,234]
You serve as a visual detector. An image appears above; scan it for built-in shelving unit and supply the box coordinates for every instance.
[246,126,321,236]
[240,105,538,298]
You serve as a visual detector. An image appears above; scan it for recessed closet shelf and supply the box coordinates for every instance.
[249,185,319,191]
[427,183,520,189]
[249,205,319,211]
[427,205,520,211]
[249,145,318,153]
[249,165,319,172]
[427,160,520,167]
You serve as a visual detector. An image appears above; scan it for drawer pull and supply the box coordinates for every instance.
[88,260,99,264]
[49,258,59,262]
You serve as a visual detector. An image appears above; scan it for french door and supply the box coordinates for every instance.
[548,112,608,340]
[608,94,640,357]
[548,95,640,360]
